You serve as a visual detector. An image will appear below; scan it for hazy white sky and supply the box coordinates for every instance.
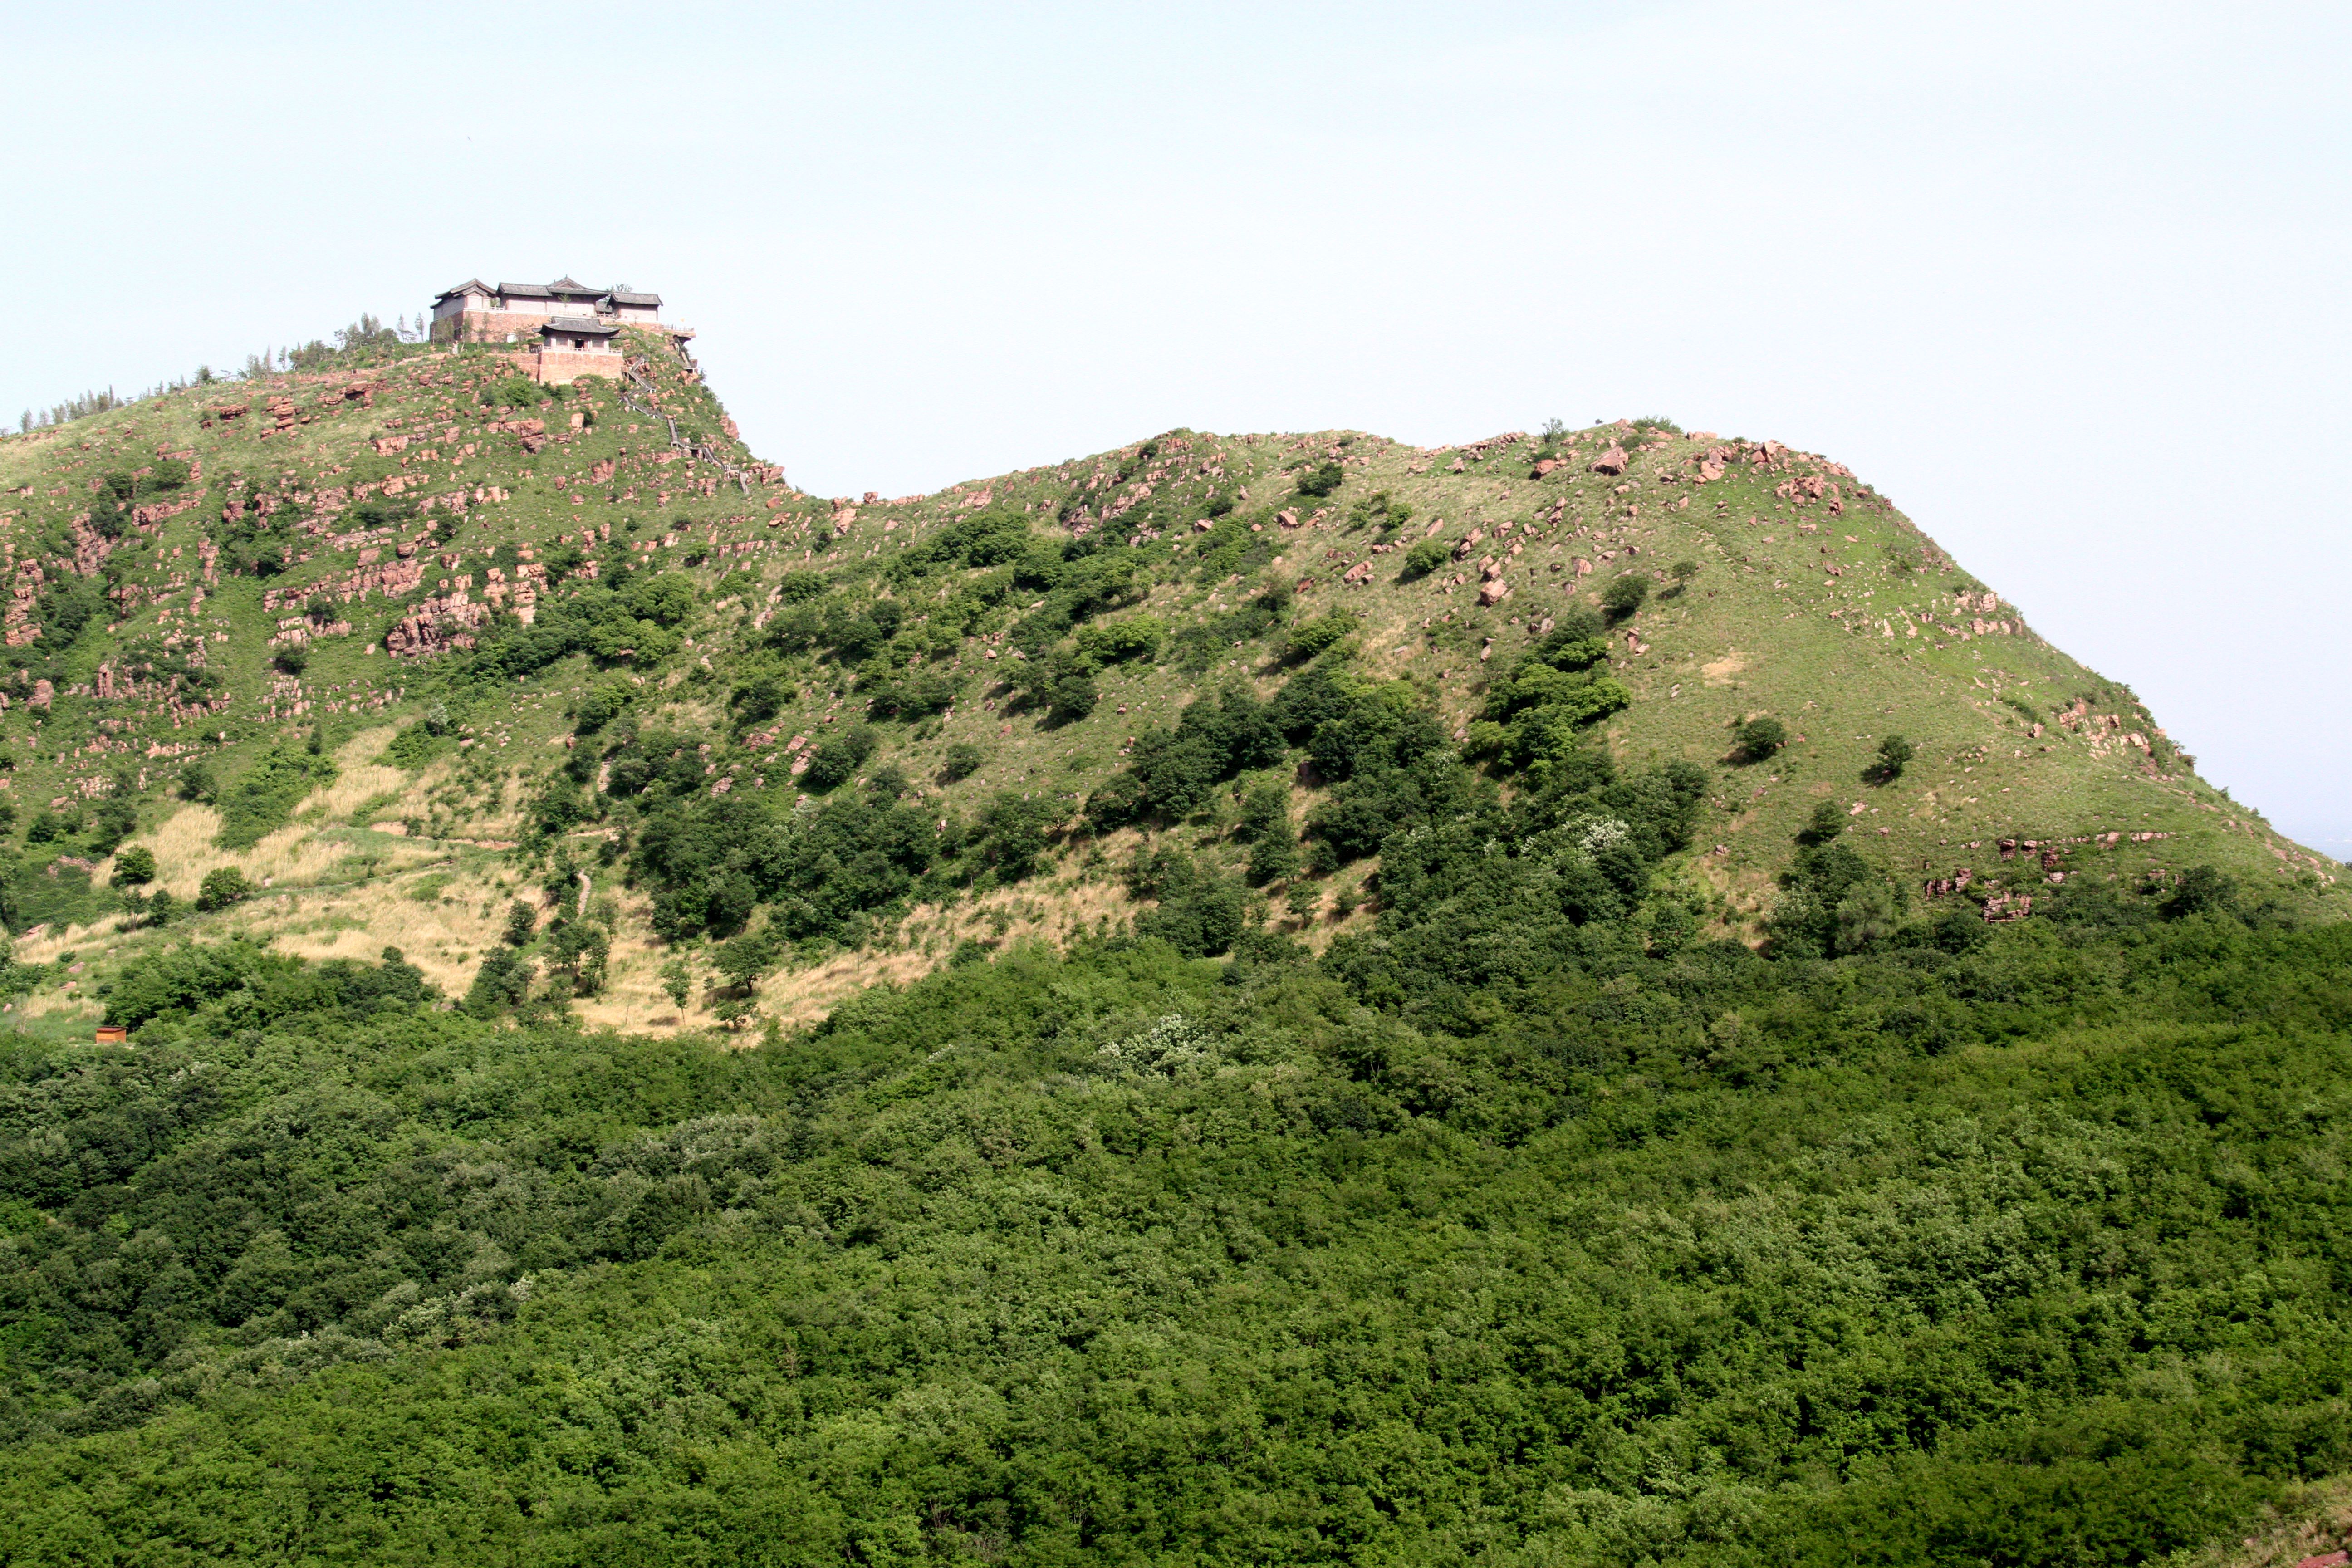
[4,1,2347,843]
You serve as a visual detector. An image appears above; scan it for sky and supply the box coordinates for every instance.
[3,0,2347,843]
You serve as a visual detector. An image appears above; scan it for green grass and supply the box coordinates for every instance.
[0,347,2331,969]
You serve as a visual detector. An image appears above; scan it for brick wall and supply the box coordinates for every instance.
[532,349,625,386]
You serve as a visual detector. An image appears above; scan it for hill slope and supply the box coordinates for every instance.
[0,336,2332,1022]
[0,333,2348,1563]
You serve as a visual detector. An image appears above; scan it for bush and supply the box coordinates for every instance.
[195,867,254,912]
[941,743,985,782]
[575,684,630,734]
[776,569,828,603]
[503,900,538,947]
[2166,864,2239,919]
[272,644,309,676]
[1798,801,1846,846]
[801,726,879,793]
[1867,734,1914,784]
[110,846,156,887]
[1042,666,1099,724]
[174,760,216,803]
[1247,830,1301,886]
[1737,716,1787,761]
[1401,539,1450,579]
[1600,573,1650,620]
[214,747,337,850]
[1074,614,1164,666]
[1294,461,1344,499]
[1132,852,1250,956]
[1284,612,1358,663]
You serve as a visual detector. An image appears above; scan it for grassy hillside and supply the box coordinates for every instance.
[0,344,2332,1035]
[0,332,2347,1562]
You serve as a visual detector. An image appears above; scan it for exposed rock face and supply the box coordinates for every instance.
[261,555,426,613]
[5,562,45,647]
[384,595,494,658]
[1590,445,1629,475]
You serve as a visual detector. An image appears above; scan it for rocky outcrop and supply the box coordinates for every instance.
[384,593,494,658]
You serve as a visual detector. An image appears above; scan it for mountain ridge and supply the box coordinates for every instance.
[0,327,2333,1031]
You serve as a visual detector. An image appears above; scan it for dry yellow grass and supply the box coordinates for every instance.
[254,860,515,995]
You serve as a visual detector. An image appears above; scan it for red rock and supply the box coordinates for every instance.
[1590,445,1628,475]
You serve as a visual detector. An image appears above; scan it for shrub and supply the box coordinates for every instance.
[272,644,309,676]
[1798,800,1846,846]
[1132,852,1250,956]
[941,743,985,782]
[87,795,137,856]
[110,846,156,887]
[1833,880,1903,953]
[801,726,879,793]
[1294,461,1344,499]
[1600,573,1650,620]
[1867,734,1914,784]
[776,569,828,603]
[1247,830,1301,886]
[175,760,216,803]
[574,683,630,733]
[1284,611,1358,663]
[195,867,254,912]
[1737,716,1787,761]
[503,900,538,947]
[1236,778,1289,844]
[2166,864,2239,919]
[1074,614,1164,666]
[214,747,337,849]
[462,948,534,1016]
[1401,539,1450,579]
[1042,665,1099,724]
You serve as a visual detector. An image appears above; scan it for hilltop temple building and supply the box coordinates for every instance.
[429,276,681,384]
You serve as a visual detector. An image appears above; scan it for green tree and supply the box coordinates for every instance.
[1833,879,1903,952]
[1867,733,1915,784]
[109,846,156,887]
[503,899,538,946]
[714,928,779,995]
[194,866,253,911]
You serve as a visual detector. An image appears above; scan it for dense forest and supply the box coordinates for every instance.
[0,841,2345,1562]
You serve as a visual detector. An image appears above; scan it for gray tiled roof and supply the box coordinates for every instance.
[434,279,492,301]
[544,317,620,335]
[610,291,663,307]
[547,276,601,295]
[498,282,555,299]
